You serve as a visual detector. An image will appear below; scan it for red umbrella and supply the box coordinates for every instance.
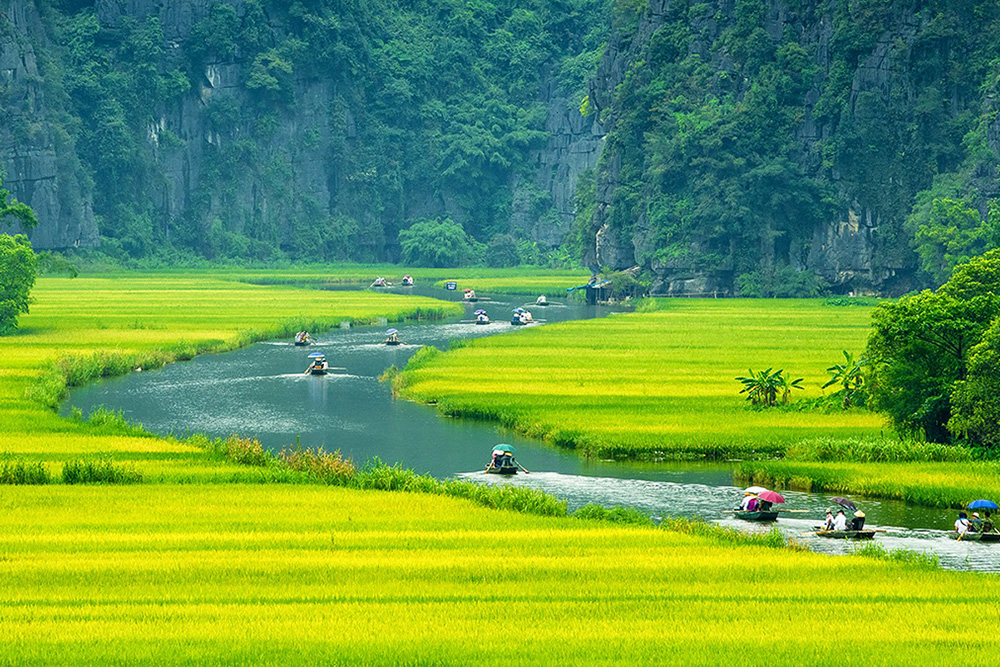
[757,490,785,504]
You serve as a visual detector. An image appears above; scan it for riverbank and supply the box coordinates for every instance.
[398,298,886,459]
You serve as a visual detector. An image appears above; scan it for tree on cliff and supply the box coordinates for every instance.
[0,177,39,335]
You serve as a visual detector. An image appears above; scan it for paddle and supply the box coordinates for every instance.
[775,509,811,513]
[515,461,530,474]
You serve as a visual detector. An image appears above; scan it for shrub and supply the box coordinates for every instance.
[0,460,51,485]
[62,459,143,484]
[573,503,653,525]
[398,218,482,267]
[279,446,355,484]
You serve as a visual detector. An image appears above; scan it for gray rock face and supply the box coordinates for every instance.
[0,0,97,248]
[583,0,966,295]
[0,0,604,254]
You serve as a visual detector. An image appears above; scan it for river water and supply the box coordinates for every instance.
[65,285,999,572]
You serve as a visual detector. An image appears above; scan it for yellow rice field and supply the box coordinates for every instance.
[400,299,887,458]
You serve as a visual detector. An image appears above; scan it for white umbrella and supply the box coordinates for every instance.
[743,486,768,494]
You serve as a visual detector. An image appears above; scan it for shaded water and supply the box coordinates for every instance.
[66,285,999,572]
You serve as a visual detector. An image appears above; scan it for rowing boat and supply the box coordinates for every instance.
[953,532,1000,542]
[733,510,778,522]
[814,529,875,540]
[485,464,518,476]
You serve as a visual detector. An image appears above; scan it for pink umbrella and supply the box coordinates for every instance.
[757,490,785,504]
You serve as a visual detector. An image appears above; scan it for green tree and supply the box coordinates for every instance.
[910,197,990,285]
[949,317,1000,448]
[486,233,521,267]
[735,368,802,408]
[0,235,38,335]
[398,218,480,267]
[866,250,1000,441]
[1,179,38,230]
[822,350,867,409]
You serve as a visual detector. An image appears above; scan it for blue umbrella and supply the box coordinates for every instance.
[474,309,486,315]
[307,352,325,358]
[386,328,398,335]
[968,499,999,510]
[513,307,524,313]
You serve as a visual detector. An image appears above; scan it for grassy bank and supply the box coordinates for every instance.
[0,273,461,480]
[3,484,997,665]
[398,298,886,459]
[736,458,1000,508]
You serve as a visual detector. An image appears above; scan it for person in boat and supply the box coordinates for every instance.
[490,450,503,469]
[955,511,971,536]
[758,500,773,512]
[402,275,414,286]
[850,510,866,531]
[739,493,754,511]
[384,331,404,345]
[746,496,760,512]
[464,289,477,300]
[970,512,983,532]
[984,511,995,533]
[536,295,547,305]
[476,312,490,324]
[522,309,533,323]
[823,509,835,530]
[371,277,387,287]
[305,356,328,374]
[295,331,312,344]
[833,509,847,531]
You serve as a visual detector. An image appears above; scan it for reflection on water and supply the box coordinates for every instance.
[65,286,1000,572]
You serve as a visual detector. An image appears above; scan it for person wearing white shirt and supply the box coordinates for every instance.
[833,510,847,531]
[823,510,834,530]
[955,512,971,536]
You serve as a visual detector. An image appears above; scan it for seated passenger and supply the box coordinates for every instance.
[971,512,983,532]
[746,497,760,512]
[833,510,847,531]
[758,500,773,512]
[955,511,971,536]
[823,510,834,530]
[984,511,995,533]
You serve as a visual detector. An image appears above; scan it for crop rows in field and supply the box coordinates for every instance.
[400,299,887,459]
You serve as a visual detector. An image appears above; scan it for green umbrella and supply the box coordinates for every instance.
[492,444,516,453]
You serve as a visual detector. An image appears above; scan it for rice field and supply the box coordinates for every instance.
[3,270,1000,663]
[399,299,888,459]
[3,484,999,665]
[0,272,461,478]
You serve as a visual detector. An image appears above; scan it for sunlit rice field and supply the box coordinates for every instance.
[400,299,887,459]
[2,484,998,665]
[0,272,462,477]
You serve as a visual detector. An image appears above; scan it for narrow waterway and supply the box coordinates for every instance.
[65,285,999,572]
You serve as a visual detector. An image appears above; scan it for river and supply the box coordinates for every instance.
[64,284,999,572]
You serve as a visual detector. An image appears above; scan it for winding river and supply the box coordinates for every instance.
[65,285,1000,572]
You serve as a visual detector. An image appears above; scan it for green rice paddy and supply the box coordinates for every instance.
[4,484,999,665]
[399,298,887,459]
[2,271,998,664]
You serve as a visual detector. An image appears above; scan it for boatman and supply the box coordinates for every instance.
[850,510,866,531]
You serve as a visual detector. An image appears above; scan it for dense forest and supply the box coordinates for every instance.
[5,0,1000,293]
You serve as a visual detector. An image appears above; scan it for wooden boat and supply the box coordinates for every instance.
[485,464,518,475]
[510,319,527,326]
[384,340,403,346]
[953,532,1000,542]
[309,368,328,376]
[294,340,311,346]
[814,529,875,540]
[734,510,779,522]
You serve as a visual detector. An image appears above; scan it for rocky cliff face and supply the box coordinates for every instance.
[583,0,998,295]
[0,0,97,247]
[0,0,604,255]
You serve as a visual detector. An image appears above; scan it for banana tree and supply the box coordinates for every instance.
[736,368,803,407]
[822,350,867,409]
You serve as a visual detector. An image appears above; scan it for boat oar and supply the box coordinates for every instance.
[798,531,817,537]
[776,509,811,513]
[515,462,530,474]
